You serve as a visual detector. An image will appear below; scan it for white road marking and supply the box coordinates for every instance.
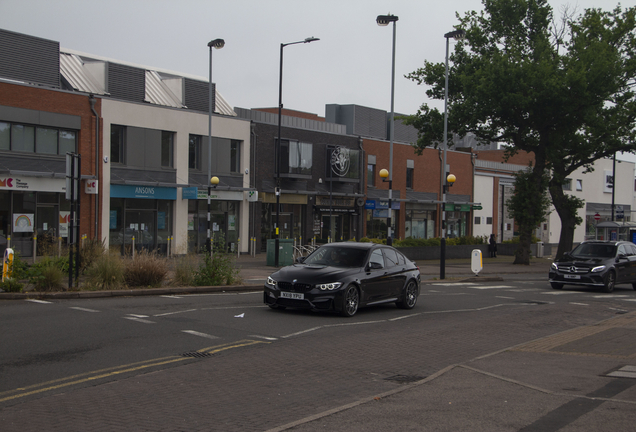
[182,330,219,340]
[25,299,51,304]
[569,302,589,306]
[154,309,198,317]
[541,291,579,295]
[128,314,150,318]
[590,295,630,299]
[495,296,516,299]
[69,307,100,313]
[161,295,183,299]
[249,335,278,341]
[466,285,514,290]
[431,283,477,287]
[123,316,155,324]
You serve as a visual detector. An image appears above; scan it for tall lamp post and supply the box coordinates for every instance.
[275,36,319,266]
[379,168,392,242]
[377,13,398,246]
[440,29,465,279]
[207,38,224,257]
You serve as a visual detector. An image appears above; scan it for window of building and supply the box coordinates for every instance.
[189,134,201,170]
[230,140,240,173]
[0,121,77,155]
[326,146,360,180]
[576,179,583,191]
[475,216,481,224]
[280,140,312,176]
[406,159,414,189]
[367,155,376,187]
[486,217,493,225]
[562,178,572,191]
[406,167,414,189]
[110,124,126,163]
[161,131,174,168]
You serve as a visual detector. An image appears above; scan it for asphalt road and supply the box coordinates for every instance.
[2,275,636,431]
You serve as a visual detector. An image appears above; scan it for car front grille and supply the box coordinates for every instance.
[555,265,590,274]
[278,281,313,293]
[277,298,311,308]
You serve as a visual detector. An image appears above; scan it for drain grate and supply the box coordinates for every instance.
[384,375,425,384]
[181,351,213,358]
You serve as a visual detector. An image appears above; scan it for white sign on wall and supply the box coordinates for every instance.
[85,179,99,194]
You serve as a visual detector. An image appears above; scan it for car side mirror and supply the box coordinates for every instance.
[617,254,627,261]
[367,262,382,271]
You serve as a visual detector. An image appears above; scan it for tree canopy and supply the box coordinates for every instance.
[404,0,636,262]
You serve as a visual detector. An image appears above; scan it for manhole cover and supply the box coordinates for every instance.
[181,352,212,358]
[384,375,425,384]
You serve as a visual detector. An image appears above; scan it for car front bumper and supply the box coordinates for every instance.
[548,270,606,287]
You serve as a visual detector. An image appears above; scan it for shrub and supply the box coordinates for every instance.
[0,278,24,293]
[124,251,167,288]
[84,252,125,290]
[80,238,106,273]
[194,252,240,286]
[173,254,199,286]
[29,258,65,291]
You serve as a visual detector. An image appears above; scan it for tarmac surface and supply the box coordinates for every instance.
[3,254,636,431]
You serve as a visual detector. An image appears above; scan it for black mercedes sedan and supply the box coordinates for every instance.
[264,242,421,317]
[549,240,636,293]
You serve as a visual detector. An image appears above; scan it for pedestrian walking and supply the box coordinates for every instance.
[488,234,497,258]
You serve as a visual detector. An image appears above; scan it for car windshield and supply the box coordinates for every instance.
[303,246,368,268]
[570,243,617,258]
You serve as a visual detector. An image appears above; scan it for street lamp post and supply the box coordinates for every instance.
[440,29,465,279]
[379,168,392,242]
[207,38,224,257]
[275,36,319,266]
[377,13,398,246]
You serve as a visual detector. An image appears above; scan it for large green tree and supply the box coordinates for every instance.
[404,0,636,263]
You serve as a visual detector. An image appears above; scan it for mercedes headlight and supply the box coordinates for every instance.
[591,266,606,273]
[317,282,342,291]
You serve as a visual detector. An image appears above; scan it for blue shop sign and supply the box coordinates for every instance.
[366,199,400,210]
[365,200,376,210]
[110,184,177,200]
[182,187,198,200]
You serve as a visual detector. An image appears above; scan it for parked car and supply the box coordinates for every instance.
[548,240,636,293]
[264,242,421,317]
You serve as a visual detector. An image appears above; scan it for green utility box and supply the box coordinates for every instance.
[266,239,294,266]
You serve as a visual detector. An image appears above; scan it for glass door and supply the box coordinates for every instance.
[124,210,156,253]
[36,205,58,256]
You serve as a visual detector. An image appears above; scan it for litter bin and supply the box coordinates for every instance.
[536,242,544,258]
[266,239,294,266]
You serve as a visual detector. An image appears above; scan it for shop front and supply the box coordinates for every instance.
[259,192,307,250]
[314,195,358,242]
[109,184,175,255]
[444,203,472,238]
[185,187,242,254]
[365,199,400,240]
[0,175,75,258]
[405,203,437,239]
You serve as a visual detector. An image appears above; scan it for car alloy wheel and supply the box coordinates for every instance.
[341,285,359,317]
[603,270,616,293]
[397,280,418,309]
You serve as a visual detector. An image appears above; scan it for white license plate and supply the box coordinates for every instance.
[281,292,304,300]
[564,275,581,279]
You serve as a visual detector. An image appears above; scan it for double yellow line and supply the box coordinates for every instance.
[0,339,268,403]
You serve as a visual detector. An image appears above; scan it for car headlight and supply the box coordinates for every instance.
[591,266,606,273]
[266,276,277,286]
[317,282,342,291]
[551,263,558,270]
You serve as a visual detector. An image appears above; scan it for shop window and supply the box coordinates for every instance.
[161,131,174,168]
[111,124,126,164]
[189,135,201,170]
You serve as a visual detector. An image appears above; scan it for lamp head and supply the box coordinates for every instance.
[377,14,399,26]
[208,39,225,49]
[444,29,465,40]
[211,176,220,186]
[379,168,389,179]
[447,174,456,185]
[304,37,319,43]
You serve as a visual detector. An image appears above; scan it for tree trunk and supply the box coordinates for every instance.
[549,183,579,260]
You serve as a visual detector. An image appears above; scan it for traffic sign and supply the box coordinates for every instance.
[472,205,483,210]
[594,213,601,221]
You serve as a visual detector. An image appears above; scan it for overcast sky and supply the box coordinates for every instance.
[2,0,631,119]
